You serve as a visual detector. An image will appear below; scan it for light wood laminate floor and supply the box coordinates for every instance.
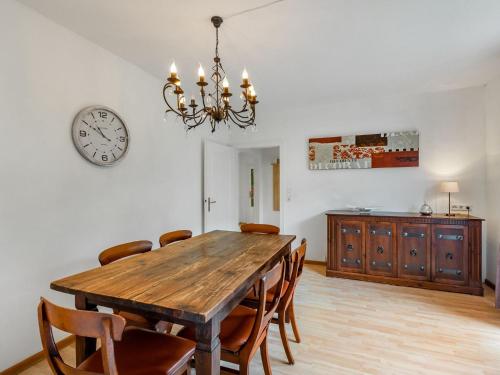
[20,264,500,375]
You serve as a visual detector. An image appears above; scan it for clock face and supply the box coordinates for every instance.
[72,106,129,166]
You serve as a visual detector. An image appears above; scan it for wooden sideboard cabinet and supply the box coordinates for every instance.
[326,211,484,295]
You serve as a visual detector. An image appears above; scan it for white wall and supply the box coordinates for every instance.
[231,88,488,263]
[0,1,227,369]
[485,76,500,287]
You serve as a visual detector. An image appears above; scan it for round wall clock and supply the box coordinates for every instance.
[72,106,129,166]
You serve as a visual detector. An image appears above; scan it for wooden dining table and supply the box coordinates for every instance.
[50,230,295,375]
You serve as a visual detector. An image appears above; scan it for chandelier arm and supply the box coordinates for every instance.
[184,112,209,130]
[227,110,254,129]
[163,84,186,118]
[229,106,253,122]
[163,83,209,121]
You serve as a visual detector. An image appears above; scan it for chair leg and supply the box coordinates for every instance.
[239,362,250,375]
[260,335,272,375]
[278,309,295,364]
[289,299,301,343]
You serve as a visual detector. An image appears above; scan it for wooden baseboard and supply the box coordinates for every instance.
[304,260,327,266]
[485,279,496,290]
[0,335,74,375]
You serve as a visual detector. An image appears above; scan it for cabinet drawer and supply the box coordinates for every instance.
[398,223,431,280]
[366,222,397,277]
[432,225,468,285]
[337,220,365,273]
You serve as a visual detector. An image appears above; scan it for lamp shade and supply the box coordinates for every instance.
[440,181,459,193]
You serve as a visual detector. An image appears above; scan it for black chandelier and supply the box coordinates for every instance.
[163,16,258,133]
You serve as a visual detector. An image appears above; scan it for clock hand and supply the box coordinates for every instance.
[86,122,111,142]
[96,126,112,142]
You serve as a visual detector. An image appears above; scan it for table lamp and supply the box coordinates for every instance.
[440,181,459,216]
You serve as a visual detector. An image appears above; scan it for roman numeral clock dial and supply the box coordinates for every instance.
[72,106,129,166]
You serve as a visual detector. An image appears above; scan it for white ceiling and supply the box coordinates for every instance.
[18,0,500,107]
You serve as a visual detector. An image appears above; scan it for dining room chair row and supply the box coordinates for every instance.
[37,257,288,374]
[239,223,307,365]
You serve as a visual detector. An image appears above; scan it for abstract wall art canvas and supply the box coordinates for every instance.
[308,131,419,170]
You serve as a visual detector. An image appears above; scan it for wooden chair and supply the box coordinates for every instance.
[244,239,307,365]
[98,240,153,266]
[38,297,195,375]
[178,259,286,375]
[98,240,161,332]
[159,230,192,247]
[240,223,280,235]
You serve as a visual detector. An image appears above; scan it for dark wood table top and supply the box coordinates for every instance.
[51,230,295,324]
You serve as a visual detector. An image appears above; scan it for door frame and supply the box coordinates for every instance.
[231,139,286,231]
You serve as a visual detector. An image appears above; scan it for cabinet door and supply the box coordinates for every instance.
[432,225,468,285]
[337,220,365,273]
[366,222,397,277]
[398,223,431,280]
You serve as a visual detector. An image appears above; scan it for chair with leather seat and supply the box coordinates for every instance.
[178,259,286,375]
[246,239,307,365]
[38,297,195,375]
[240,223,280,235]
[159,229,192,247]
[98,240,163,332]
[98,240,153,267]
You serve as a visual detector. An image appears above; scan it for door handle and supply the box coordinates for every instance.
[207,197,216,212]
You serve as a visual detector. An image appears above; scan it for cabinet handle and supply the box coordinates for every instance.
[376,246,384,254]
[410,249,417,257]
[439,268,443,273]
[404,264,408,269]
[419,265,425,272]
[341,228,347,234]
[372,261,376,266]
[456,270,462,276]
[342,258,347,263]
[387,262,392,267]
[356,259,361,264]
[346,244,353,251]
[446,252,453,260]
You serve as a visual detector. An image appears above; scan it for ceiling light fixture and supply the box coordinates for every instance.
[163,16,258,133]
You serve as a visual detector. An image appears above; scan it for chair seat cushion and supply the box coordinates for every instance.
[78,328,195,375]
[246,280,289,302]
[178,305,256,353]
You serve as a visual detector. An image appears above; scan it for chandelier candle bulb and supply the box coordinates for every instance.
[179,96,186,110]
[241,69,250,87]
[198,64,205,82]
[170,62,177,78]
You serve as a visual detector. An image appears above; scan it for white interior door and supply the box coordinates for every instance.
[204,140,238,232]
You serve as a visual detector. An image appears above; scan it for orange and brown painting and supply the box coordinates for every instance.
[308,131,419,170]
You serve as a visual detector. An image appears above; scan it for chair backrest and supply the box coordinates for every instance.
[240,223,280,235]
[98,240,153,266]
[159,229,192,247]
[247,259,285,345]
[38,297,126,375]
[282,239,307,306]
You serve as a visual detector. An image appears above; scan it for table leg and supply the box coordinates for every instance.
[75,294,97,366]
[195,318,221,375]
